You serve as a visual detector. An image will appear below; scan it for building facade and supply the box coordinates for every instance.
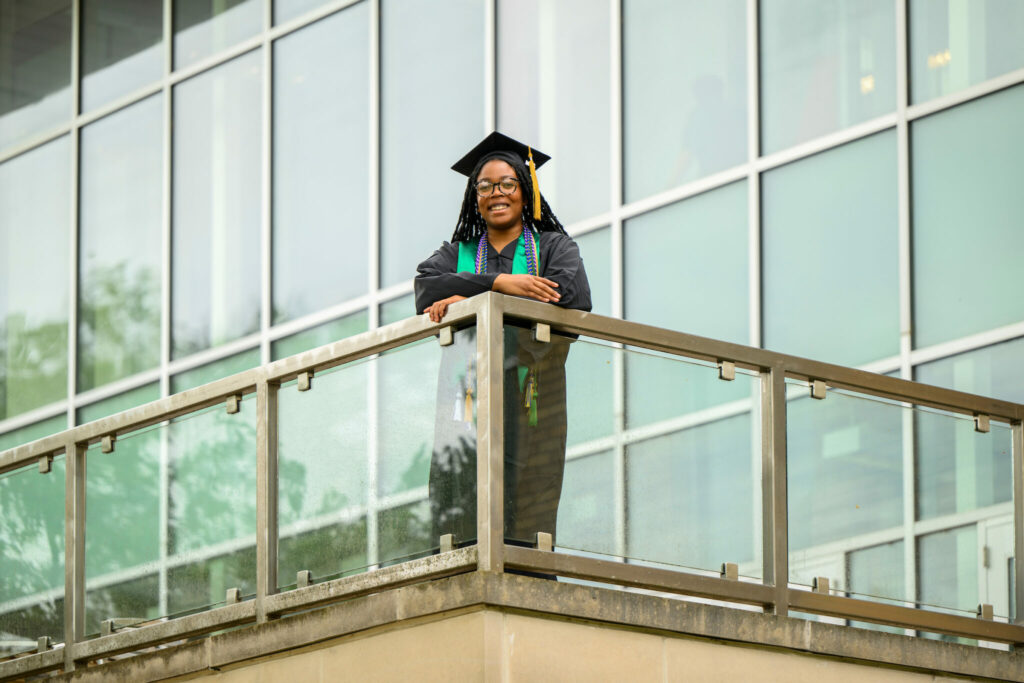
[2,0,1024,656]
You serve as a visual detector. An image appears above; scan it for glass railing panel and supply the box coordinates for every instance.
[517,331,762,577]
[278,330,469,587]
[277,357,369,588]
[0,456,66,656]
[84,397,256,636]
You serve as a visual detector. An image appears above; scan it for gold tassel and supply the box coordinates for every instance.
[527,146,541,220]
[464,387,474,423]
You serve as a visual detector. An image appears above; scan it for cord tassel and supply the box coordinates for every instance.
[528,146,541,221]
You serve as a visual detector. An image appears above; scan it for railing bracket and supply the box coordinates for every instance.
[225,587,241,604]
[439,534,455,553]
[977,603,994,620]
[297,370,313,392]
[718,361,735,381]
[37,636,52,653]
[720,562,738,580]
[535,532,553,552]
[438,326,454,347]
[101,435,116,454]
[296,570,312,589]
[226,394,241,414]
[38,454,53,474]
[101,618,143,636]
[810,380,827,400]
[813,576,830,594]
[534,323,551,343]
[974,414,990,433]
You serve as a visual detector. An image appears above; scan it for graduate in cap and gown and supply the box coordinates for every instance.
[415,132,592,548]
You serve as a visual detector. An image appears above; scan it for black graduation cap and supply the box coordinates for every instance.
[451,131,549,220]
[450,131,550,176]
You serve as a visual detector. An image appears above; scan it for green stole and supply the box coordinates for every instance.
[455,234,541,425]
[455,233,536,276]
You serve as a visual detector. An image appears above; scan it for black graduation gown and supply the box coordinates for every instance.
[414,232,592,546]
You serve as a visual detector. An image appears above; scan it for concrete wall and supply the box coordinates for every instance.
[207,610,967,683]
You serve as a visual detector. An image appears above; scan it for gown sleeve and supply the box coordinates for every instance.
[538,233,592,312]
[414,241,499,314]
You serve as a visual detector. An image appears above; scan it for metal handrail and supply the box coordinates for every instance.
[1,292,1022,678]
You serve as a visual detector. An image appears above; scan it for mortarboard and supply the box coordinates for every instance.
[451,131,550,220]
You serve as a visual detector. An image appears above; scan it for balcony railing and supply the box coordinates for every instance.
[1,292,1022,678]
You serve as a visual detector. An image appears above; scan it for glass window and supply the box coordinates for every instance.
[911,84,1024,348]
[623,0,746,202]
[910,0,1024,105]
[271,311,369,360]
[173,0,261,70]
[497,0,610,225]
[625,181,747,345]
[274,0,332,26]
[0,414,67,452]
[172,52,262,359]
[380,293,414,326]
[273,5,369,324]
[78,95,162,391]
[380,0,485,288]
[77,383,160,424]
[915,336,1024,405]
[760,0,896,154]
[0,137,70,420]
[81,0,162,112]
[557,450,615,557]
[573,228,611,318]
[0,0,71,154]
[171,348,261,394]
[762,131,898,366]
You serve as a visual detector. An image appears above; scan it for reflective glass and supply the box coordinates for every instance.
[760,0,896,153]
[273,5,370,323]
[787,385,903,555]
[274,0,332,25]
[556,450,615,557]
[172,52,262,358]
[625,181,747,345]
[497,0,610,224]
[0,0,71,154]
[77,383,160,424]
[0,414,66,452]
[564,338,614,449]
[915,336,1024,405]
[174,0,261,70]
[271,311,368,361]
[910,0,1024,105]
[918,525,981,618]
[623,0,746,202]
[911,84,1024,348]
[171,348,260,394]
[626,411,760,575]
[916,409,1012,521]
[0,457,65,651]
[278,361,368,587]
[763,131,898,366]
[380,293,414,326]
[78,95,162,391]
[378,500,432,565]
[81,0,162,112]
[573,228,611,318]
[846,541,908,635]
[380,0,485,287]
[0,137,70,420]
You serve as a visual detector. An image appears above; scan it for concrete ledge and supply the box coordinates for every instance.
[36,571,1024,682]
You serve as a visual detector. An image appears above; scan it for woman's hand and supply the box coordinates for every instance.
[492,274,561,303]
[424,295,467,323]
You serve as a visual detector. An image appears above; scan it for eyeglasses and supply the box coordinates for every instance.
[475,177,519,197]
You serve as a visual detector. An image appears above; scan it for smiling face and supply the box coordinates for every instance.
[475,159,524,233]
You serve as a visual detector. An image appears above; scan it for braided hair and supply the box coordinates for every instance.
[450,150,566,243]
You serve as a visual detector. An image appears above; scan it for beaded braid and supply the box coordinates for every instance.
[451,151,566,243]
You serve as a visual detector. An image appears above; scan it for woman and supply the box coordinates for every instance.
[415,132,591,549]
